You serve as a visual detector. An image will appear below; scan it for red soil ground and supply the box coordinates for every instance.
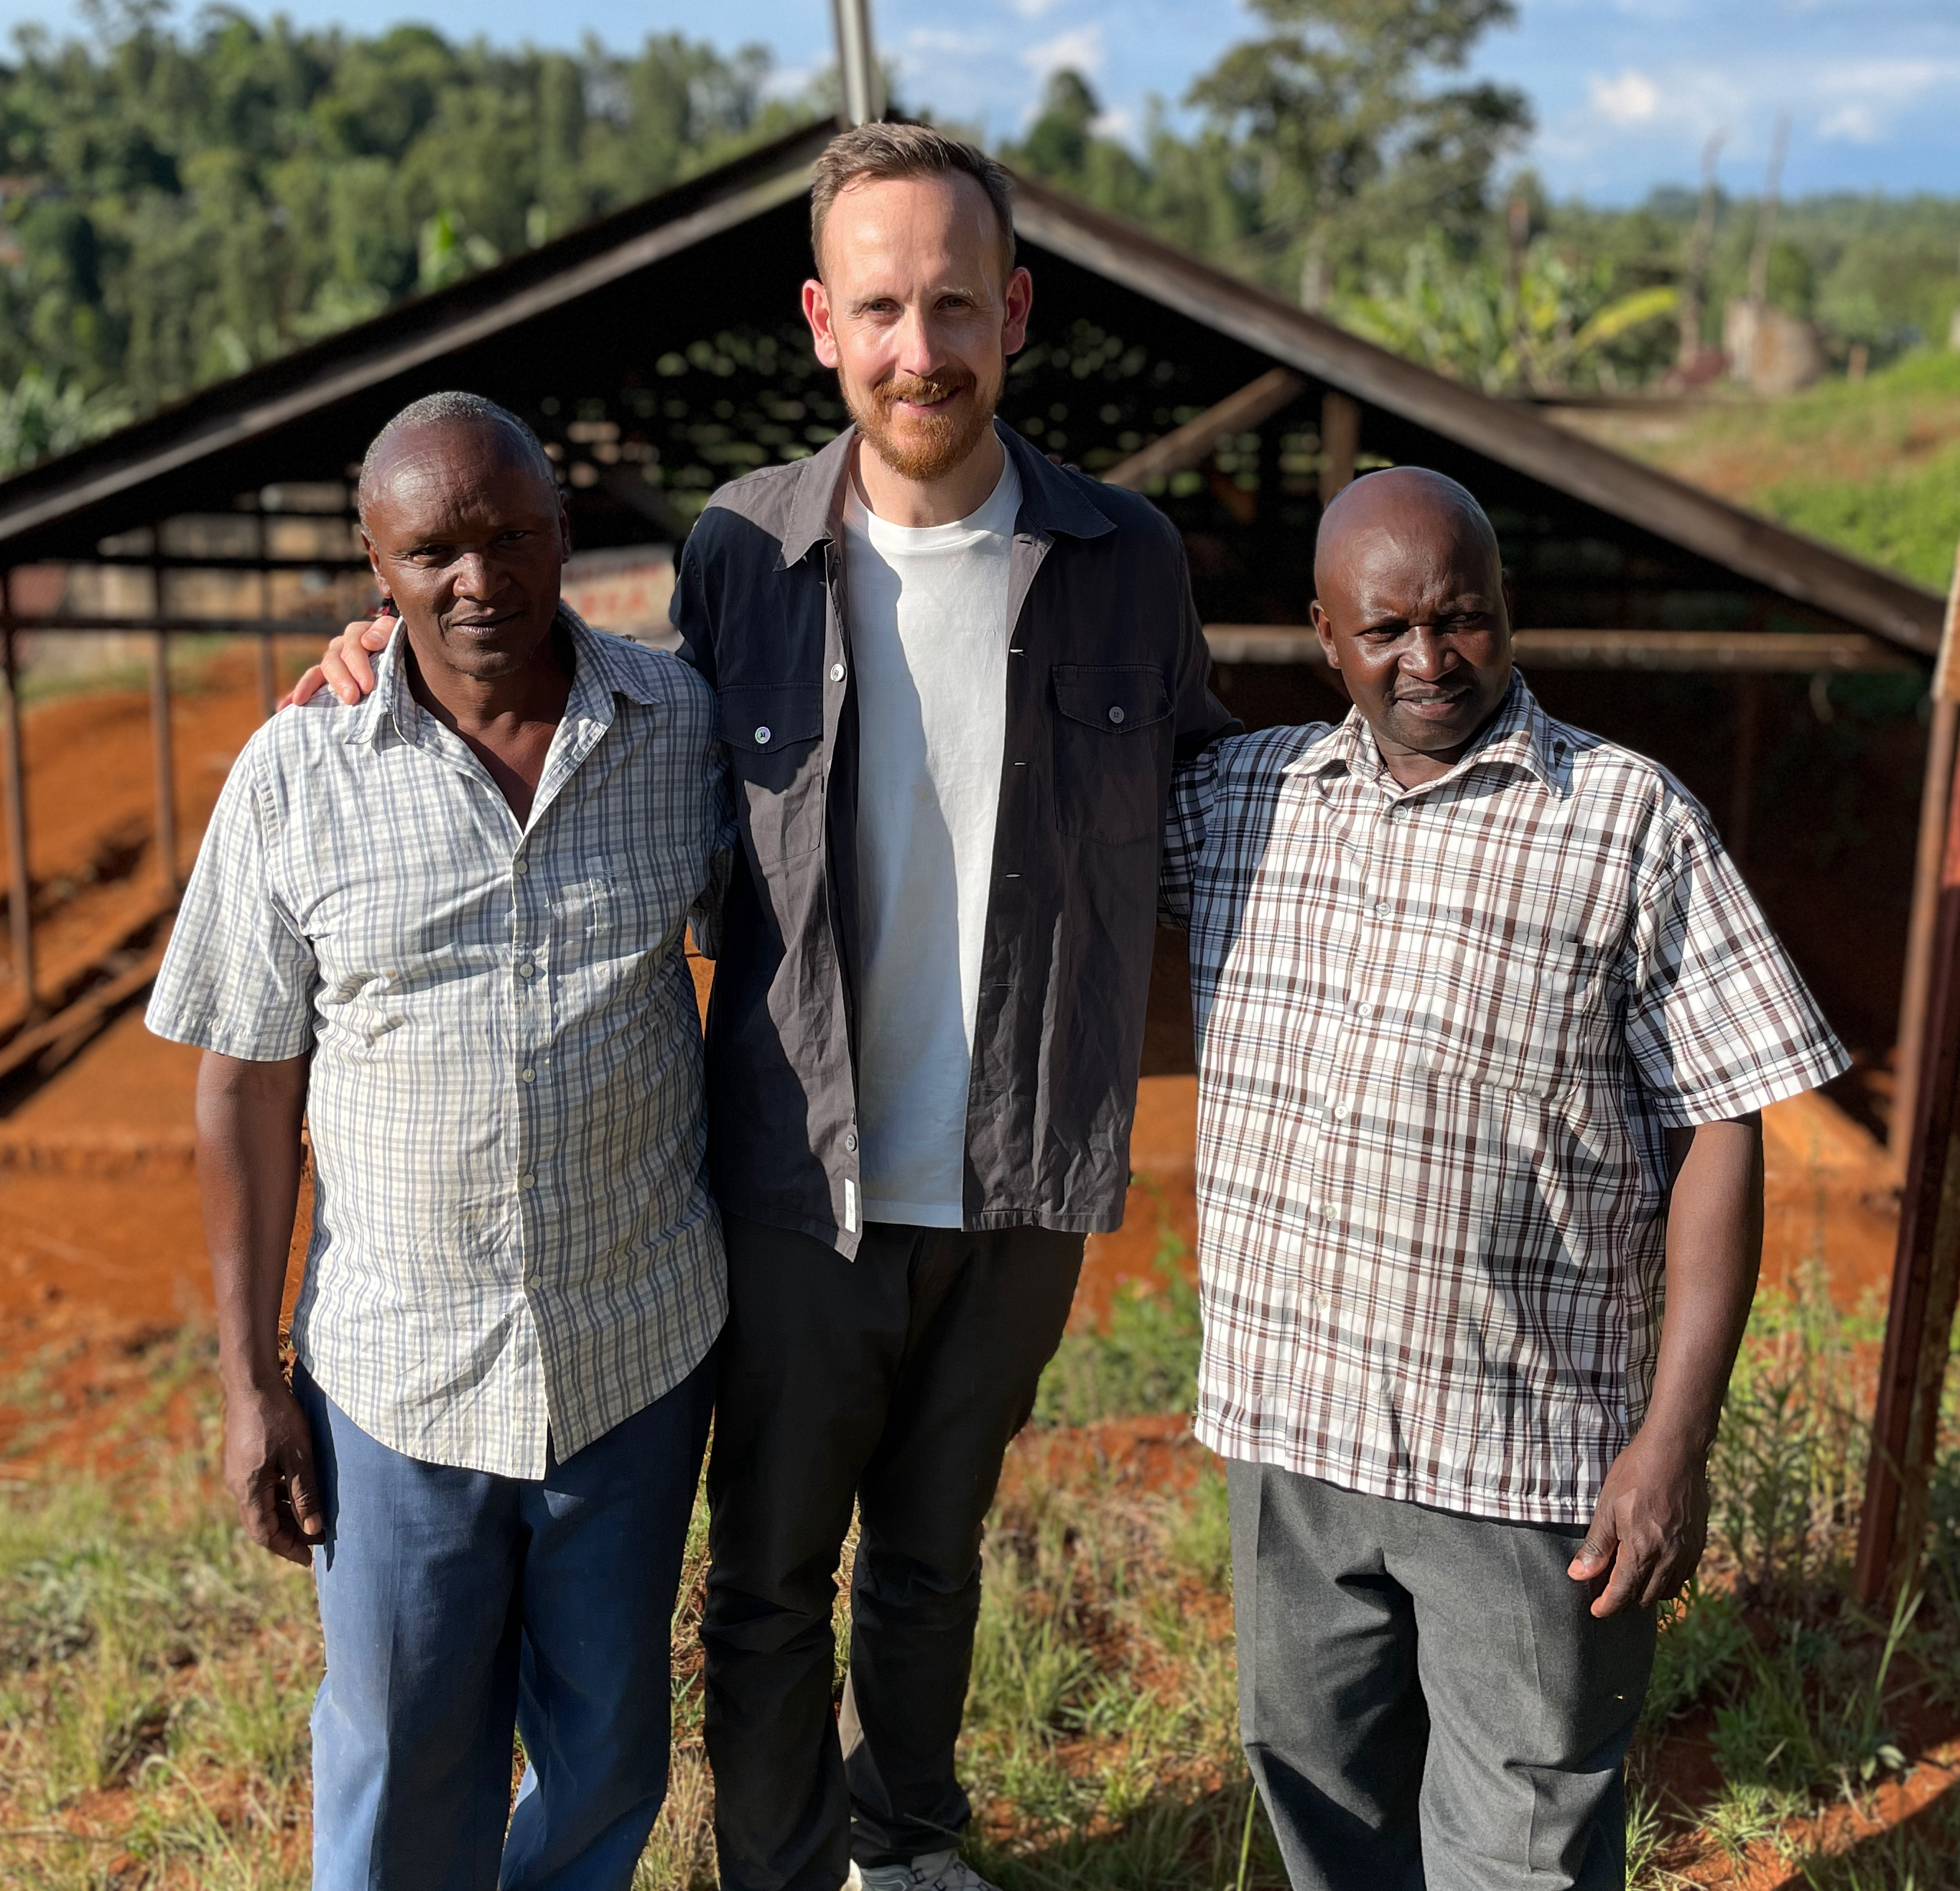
[0,661,1949,1880]
[0,644,1913,1446]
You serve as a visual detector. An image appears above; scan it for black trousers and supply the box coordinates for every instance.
[702,1214,1083,1891]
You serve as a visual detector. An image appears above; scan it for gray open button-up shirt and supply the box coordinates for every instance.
[148,612,726,1478]
[676,423,1236,1256]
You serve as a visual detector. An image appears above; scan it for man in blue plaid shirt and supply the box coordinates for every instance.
[149,393,724,1890]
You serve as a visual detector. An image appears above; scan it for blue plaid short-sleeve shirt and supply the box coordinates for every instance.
[149,610,726,1478]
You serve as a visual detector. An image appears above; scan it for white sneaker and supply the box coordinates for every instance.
[847,1851,1000,1891]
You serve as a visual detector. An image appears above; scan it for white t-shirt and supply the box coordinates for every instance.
[843,447,1021,1227]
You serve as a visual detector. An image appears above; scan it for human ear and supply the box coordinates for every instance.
[1310,598,1341,673]
[803,278,840,369]
[1002,266,1034,355]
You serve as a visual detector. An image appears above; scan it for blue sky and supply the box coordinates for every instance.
[4,0,1956,205]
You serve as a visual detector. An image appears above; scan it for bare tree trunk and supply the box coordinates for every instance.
[1677,130,1728,372]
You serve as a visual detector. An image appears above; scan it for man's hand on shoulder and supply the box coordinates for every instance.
[282,614,393,709]
[1569,1426,1708,1617]
[223,1372,326,1568]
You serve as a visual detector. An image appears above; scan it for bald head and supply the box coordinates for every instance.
[356,391,570,693]
[1307,466,1513,788]
[357,392,557,529]
[1314,468,1498,598]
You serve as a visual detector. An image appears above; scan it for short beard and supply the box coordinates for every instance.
[847,363,998,484]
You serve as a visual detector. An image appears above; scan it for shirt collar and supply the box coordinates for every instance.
[343,601,658,747]
[1283,672,1568,797]
[776,417,1118,568]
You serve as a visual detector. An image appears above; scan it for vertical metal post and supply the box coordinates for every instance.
[257,508,279,720]
[150,539,179,896]
[1,570,34,1013]
[1319,391,1360,508]
[1892,546,1960,1160]
[830,0,883,126]
[1726,673,1765,870]
[1857,740,1960,1607]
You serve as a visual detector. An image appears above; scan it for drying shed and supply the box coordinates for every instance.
[0,117,1943,1097]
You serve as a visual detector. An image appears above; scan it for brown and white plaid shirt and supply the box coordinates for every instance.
[1162,676,1846,1525]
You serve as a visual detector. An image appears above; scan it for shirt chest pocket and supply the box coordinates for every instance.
[557,855,685,958]
[1404,936,1602,1102]
[718,682,825,864]
[1051,664,1172,847]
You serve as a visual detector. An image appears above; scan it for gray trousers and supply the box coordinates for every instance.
[702,1214,1082,1891]
[1230,1461,1655,1891]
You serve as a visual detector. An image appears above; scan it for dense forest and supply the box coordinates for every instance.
[2,0,1958,473]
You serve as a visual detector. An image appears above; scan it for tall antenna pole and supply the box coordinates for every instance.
[831,0,883,127]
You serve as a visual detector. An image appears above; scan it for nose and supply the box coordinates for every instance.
[892,302,944,380]
[451,552,495,598]
[1398,626,1452,681]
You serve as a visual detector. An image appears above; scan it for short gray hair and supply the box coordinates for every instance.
[811,123,1016,277]
[358,392,557,524]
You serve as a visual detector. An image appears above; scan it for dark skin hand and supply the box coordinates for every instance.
[197,1051,320,1566]
[1572,1114,1764,1616]
[353,419,574,821]
[1316,468,1765,1616]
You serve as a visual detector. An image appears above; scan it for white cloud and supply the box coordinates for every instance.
[1819,102,1880,142]
[1007,0,1066,17]
[1020,24,1105,80]
[1587,68,1661,126]
[904,27,996,57]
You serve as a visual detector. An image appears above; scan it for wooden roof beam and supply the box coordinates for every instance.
[1202,625,1920,674]
[1101,368,1306,491]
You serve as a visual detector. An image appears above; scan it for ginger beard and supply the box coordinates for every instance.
[846,358,1000,484]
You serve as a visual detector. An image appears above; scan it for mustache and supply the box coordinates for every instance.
[870,366,977,412]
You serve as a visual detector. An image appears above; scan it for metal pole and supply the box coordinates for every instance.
[1319,391,1360,508]
[1856,741,1960,1607]
[1892,544,1960,1160]
[830,0,883,126]
[1725,673,1765,870]
[150,539,179,896]
[257,510,279,720]
[1,571,34,1014]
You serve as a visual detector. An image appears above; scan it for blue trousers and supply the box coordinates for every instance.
[294,1355,714,1891]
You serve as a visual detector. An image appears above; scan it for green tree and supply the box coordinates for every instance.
[1182,0,1530,301]
[0,11,806,414]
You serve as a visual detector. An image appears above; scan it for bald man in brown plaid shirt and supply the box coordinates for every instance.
[1162,470,1844,1890]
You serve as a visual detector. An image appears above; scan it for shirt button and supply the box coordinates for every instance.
[1353,1002,1372,1020]
[1332,1102,1351,1121]
[520,1068,536,1083]
[513,858,529,877]
[519,1172,537,1189]
[1107,705,1126,725]
[518,962,535,978]
[754,725,771,745]
[830,663,846,682]
[1375,899,1390,917]
[844,1131,858,1153]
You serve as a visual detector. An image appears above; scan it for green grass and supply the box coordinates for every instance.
[1589,348,1960,591]
[3,1251,1957,1887]
[1034,1211,1203,1429]
[1625,1265,1960,1886]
